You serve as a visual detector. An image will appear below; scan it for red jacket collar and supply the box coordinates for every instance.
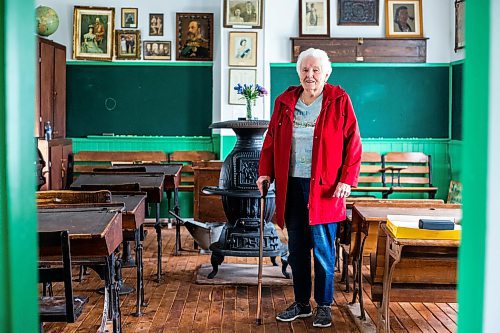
[276,83,347,112]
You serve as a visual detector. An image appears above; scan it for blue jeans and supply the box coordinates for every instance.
[285,177,338,306]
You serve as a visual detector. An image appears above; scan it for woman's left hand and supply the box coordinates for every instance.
[333,182,351,198]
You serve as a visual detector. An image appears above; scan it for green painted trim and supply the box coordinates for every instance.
[270,62,450,68]
[449,65,453,139]
[457,0,489,331]
[450,59,466,65]
[67,60,213,67]
[85,135,213,140]
[1,0,38,332]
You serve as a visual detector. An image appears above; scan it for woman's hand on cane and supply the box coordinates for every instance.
[257,176,271,196]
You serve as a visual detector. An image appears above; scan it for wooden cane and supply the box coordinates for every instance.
[256,179,269,325]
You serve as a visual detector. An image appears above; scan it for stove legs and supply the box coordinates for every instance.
[207,253,225,279]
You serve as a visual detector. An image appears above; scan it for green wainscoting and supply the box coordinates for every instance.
[71,135,220,218]
[449,140,463,181]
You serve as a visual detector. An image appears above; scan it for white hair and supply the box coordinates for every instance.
[295,48,332,78]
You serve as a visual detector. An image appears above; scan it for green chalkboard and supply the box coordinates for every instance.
[451,63,463,140]
[270,65,449,138]
[67,64,213,137]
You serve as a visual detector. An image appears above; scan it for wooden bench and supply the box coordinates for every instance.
[169,151,216,193]
[382,152,438,198]
[73,151,168,175]
[350,152,390,197]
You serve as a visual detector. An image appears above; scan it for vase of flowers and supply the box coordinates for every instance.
[233,83,268,120]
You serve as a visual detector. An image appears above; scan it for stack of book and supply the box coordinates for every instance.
[386,215,461,240]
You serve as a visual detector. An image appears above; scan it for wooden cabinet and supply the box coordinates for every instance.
[291,37,427,63]
[35,37,66,138]
[38,138,72,190]
[193,161,226,222]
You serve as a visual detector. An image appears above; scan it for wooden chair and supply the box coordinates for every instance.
[382,152,438,198]
[168,151,217,192]
[38,230,88,331]
[350,152,390,197]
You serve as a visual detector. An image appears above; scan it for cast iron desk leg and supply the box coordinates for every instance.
[133,227,145,316]
[174,188,182,255]
[154,202,162,282]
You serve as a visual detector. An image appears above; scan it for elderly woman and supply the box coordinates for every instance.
[257,48,362,328]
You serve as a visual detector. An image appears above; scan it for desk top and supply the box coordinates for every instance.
[70,173,164,203]
[38,206,123,257]
[112,193,147,229]
[99,164,182,189]
[354,206,462,223]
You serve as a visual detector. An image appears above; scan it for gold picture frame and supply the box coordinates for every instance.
[385,0,423,38]
[73,6,115,61]
[176,13,214,61]
[228,69,256,105]
[115,30,141,60]
[121,8,138,28]
[223,0,263,28]
[228,31,257,67]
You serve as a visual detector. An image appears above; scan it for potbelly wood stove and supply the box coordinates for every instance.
[203,120,289,279]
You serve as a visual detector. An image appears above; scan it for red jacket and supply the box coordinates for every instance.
[259,83,362,228]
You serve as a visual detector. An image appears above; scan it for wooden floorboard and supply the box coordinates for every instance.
[41,226,458,333]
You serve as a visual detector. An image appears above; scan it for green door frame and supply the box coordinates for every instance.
[0,0,38,332]
[457,0,489,332]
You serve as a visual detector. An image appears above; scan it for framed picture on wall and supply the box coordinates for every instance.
[73,6,115,61]
[337,0,378,25]
[454,0,465,51]
[149,13,164,36]
[115,30,141,60]
[176,13,214,61]
[228,69,256,105]
[299,0,330,36]
[144,41,171,60]
[228,31,257,67]
[385,0,423,38]
[121,8,138,28]
[223,0,263,28]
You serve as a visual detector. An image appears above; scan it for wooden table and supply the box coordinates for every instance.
[70,173,167,281]
[350,204,462,320]
[38,206,123,333]
[109,164,183,255]
[378,224,459,332]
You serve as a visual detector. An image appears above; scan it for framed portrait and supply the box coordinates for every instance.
[115,30,141,60]
[454,0,465,51]
[223,0,263,28]
[337,0,378,25]
[144,41,171,60]
[176,13,214,61]
[73,6,115,61]
[149,13,164,36]
[299,0,330,37]
[228,31,257,67]
[229,69,256,105]
[385,0,423,38]
[121,8,138,28]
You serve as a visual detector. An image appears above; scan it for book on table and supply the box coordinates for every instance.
[386,215,461,240]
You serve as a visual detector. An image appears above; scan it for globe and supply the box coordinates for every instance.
[36,6,59,37]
